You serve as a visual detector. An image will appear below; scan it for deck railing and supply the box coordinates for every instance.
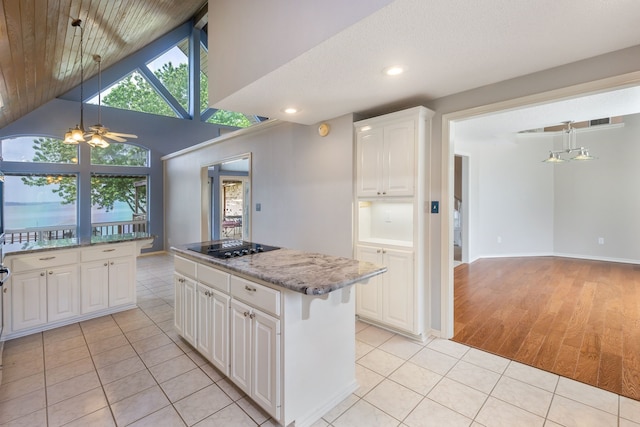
[4,220,147,244]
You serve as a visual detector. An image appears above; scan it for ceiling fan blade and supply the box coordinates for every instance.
[106,132,138,138]
[103,134,127,143]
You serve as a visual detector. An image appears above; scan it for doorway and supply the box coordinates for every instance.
[453,155,469,267]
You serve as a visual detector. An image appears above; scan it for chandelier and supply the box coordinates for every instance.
[543,121,595,163]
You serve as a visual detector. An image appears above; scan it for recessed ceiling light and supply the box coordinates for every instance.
[383,66,404,76]
[283,107,299,114]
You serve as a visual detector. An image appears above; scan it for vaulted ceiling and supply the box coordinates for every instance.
[0,0,207,129]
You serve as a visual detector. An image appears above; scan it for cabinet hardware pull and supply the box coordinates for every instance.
[48,271,53,275]
[103,249,116,252]
[39,256,55,260]
[382,250,386,254]
[243,311,249,317]
[40,272,45,276]
[249,313,255,319]
[376,249,381,253]
[104,263,108,266]
[244,285,257,292]
[110,262,114,265]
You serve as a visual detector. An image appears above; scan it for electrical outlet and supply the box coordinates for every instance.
[598,237,604,245]
[497,236,502,244]
[256,203,261,212]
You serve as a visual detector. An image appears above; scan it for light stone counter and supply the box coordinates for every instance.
[4,232,155,255]
[171,242,386,295]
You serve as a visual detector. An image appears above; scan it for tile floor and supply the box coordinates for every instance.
[0,252,639,426]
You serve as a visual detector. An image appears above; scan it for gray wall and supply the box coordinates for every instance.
[164,114,355,258]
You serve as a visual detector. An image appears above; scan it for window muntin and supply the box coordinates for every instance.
[4,174,78,236]
[97,70,178,118]
[1,136,78,164]
[90,142,149,167]
[146,43,189,112]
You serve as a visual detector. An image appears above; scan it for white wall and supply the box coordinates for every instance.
[454,133,554,261]
[164,114,355,258]
[554,115,640,262]
[208,0,393,104]
[454,114,640,264]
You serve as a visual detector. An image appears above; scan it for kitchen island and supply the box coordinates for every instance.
[172,240,386,427]
[1,233,154,341]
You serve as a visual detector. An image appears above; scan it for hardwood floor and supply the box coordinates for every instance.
[452,256,640,400]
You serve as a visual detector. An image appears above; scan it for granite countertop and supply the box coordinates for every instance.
[3,232,155,256]
[171,242,387,296]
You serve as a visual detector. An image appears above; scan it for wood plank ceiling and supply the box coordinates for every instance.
[0,0,207,129]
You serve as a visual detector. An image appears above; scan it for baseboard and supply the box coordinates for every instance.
[293,380,358,427]
[476,252,639,265]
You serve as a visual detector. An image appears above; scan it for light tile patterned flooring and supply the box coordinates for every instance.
[1,252,639,426]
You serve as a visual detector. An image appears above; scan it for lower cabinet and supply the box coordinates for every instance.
[11,264,80,331]
[174,256,282,422]
[356,245,415,334]
[196,283,229,375]
[173,254,358,427]
[174,273,197,347]
[229,298,280,418]
[2,241,144,340]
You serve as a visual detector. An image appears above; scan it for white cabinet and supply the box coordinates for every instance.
[2,240,149,340]
[356,245,415,333]
[8,251,80,332]
[196,283,229,375]
[229,298,281,419]
[10,271,47,331]
[174,273,197,347]
[356,120,415,197]
[354,106,433,341]
[80,244,136,309]
[47,265,81,322]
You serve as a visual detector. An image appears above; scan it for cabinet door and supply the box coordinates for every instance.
[356,129,384,197]
[108,256,135,307]
[210,289,230,376]
[182,277,197,347]
[47,265,80,322]
[252,309,281,420]
[196,283,213,361]
[229,299,252,395]
[80,261,109,314]
[355,245,383,321]
[383,120,415,196]
[10,271,47,331]
[382,248,415,332]
[174,274,185,335]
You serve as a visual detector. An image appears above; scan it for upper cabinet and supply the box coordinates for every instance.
[356,120,416,197]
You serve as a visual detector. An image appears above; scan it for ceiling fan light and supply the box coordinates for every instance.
[71,125,85,141]
[63,130,79,145]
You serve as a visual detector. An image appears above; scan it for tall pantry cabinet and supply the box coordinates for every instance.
[354,106,434,341]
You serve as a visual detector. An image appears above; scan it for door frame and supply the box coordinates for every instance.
[439,71,640,339]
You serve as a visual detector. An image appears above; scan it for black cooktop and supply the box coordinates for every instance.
[187,240,280,259]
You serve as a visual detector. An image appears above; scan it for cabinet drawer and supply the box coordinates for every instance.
[11,251,79,273]
[230,276,280,317]
[174,256,197,279]
[197,264,230,293]
[81,244,134,262]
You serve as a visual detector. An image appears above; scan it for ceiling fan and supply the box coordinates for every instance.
[85,54,138,147]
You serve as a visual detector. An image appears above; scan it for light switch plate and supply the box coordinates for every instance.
[431,201,439,214]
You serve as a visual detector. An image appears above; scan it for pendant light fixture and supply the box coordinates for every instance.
[542,121,596,163]
[63,18,86,145]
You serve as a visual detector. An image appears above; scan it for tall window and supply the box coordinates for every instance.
[1,136,150,242]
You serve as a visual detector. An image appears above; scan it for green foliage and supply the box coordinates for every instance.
[102,71,176,118]
[102,61,251,127]
[26,137,78,164]
[92,176,147,213]
[90,143,147,166]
